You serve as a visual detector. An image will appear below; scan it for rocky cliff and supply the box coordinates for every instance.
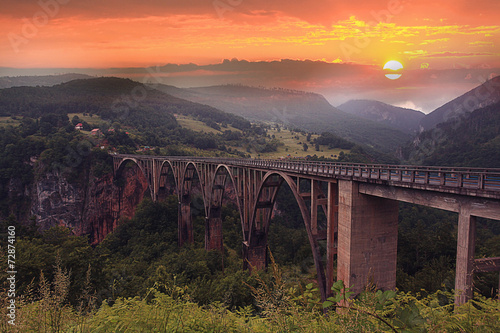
[11,162,149,244]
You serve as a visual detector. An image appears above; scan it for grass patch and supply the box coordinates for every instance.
[0,116,21,128]
[255,127,349,159]
[175,114,243,134]
[67,113,102,126]
[175,115,221,134]
[173,114,349,160]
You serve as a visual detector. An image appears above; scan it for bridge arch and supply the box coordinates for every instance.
[205,164,245,251]
[247,171,328,301]
[181,162,208,215]
[114,157,154,201]
[178,161,208,246]
[155,159,179,201]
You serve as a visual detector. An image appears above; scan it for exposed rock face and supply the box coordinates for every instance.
[84,165,150,244]
[31,170,83,231]
[28,164,149,243]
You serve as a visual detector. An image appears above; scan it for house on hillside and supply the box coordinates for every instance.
[75,123,83,130]
[90,129,102,137]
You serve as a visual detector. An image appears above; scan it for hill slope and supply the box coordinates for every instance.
[337,99,424,134]
[404,101,500,167]
[153,84,411,154]
[0,77,251,132]
[0,74,92,89]
[419,76,500,131]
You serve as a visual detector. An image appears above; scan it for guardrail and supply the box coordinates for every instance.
[114,154,500,192]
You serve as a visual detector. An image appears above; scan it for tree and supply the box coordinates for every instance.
[338,151,345,161]
[71,115,81,125]
[303,143,308,151]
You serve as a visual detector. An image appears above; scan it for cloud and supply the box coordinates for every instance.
[424,51,498,58]
[469,41,495,47]
[2,0,499,25]
[395,100,423,111]
[420,38,450,45]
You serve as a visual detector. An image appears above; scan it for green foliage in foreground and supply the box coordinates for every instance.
[3,261,499,333]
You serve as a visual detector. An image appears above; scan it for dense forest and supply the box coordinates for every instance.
[404,101,500,167]
[1,194,499,331]
[0,77,499,332]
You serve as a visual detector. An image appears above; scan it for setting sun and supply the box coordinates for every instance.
[383,60,403,80]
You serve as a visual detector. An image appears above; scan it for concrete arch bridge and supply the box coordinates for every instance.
[113,154,500,305]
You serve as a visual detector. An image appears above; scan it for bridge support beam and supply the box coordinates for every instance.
[326,181,338,296]
[178,196,193,247]
[337,180,399,294]
[206,207,223,251]
[243,230,267,271]
[455,211,476,305]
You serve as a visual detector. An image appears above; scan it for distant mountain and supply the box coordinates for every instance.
[404,100,500,167]
[337,100,424,134]
[0,74,92,89]
[0,77,251,131]
[419,76,500,131]
[153,84,411,154]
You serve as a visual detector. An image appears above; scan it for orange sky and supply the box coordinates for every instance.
[1,0,499,69]
[1,0,499,112]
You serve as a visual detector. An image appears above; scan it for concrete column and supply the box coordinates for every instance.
[455,212,476,305]
[245,246,267,271]
[178,196,193,247]
[326,181,338,296]
[244,230,267,271]
[311,180,318,235]
[206,207,223,251]
[337,180,399,294]
[152,159,158,202]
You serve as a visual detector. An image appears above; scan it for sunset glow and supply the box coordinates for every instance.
[1,0,499,69]
[1,0,499,112]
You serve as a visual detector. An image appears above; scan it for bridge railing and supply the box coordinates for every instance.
[113,154,500,192]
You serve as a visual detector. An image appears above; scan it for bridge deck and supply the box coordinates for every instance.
[115,154,500,199]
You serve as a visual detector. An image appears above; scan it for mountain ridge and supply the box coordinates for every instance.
[153,83,411,154]
[405,100,500,167]
[0,73,92,89]
[337,99,425,134]
[419,76,500,131]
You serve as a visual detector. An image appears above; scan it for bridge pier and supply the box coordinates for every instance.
[455,210,476,305]
[206,208,223,251]
[178,196,193,246]
[326,181,338,296]
[243,230,267,271]
[337,180,399,294]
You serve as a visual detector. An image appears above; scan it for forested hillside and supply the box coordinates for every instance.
[0,78,252,136]
[404,101,500,167]
[337,99,424,134]
[419,76,500,131]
